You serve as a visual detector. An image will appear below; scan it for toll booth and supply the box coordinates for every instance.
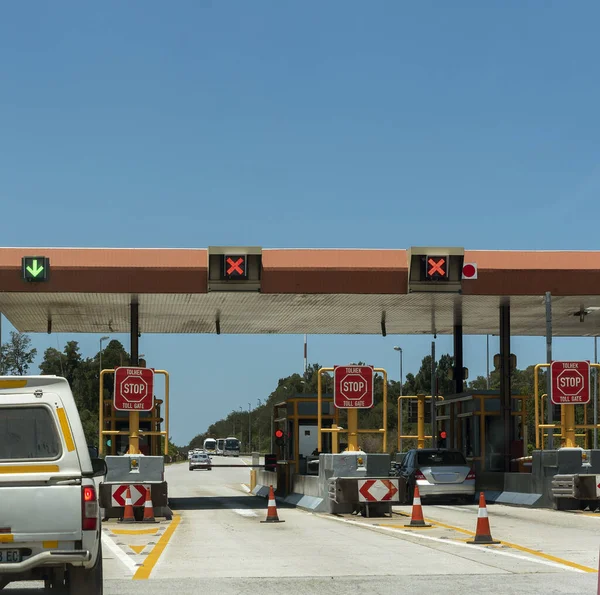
[435,391,527,473]
[98,368,172,520]
[273,395,338,479]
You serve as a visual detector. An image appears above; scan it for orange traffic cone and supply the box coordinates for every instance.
[120,486,136,523]
[260,485,284,523]
[404,485,431,527]
[142,487,157,523]
[467,492,500,544]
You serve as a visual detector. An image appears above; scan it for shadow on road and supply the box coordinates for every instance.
[170,495,295,511]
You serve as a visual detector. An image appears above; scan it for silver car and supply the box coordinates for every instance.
[189,452,212,471]
[396,448,476,504]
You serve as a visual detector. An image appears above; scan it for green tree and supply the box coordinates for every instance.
[38,339,131,446]
[1,331,37,375]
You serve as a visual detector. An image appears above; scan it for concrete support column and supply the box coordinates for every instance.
[130,302,139,365]
[129,301,140,454]
[453,324,464,394]
[499,302,512,472]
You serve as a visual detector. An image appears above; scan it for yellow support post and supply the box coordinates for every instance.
[331,423,339,454]
[99,370,107,455]
[534,364,546,449]
[563,405,576,448]
[347,409,359,451]
[374,368,388,452]
[129,411,140,454]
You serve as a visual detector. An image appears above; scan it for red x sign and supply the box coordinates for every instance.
[227,257,244,275]
[224,255,247,278]
[427,257,446,278]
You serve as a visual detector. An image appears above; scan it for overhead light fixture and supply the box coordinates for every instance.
[573,307,600,323]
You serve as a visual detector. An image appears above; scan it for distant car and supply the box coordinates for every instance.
[189,452,212,471]
[395,448,475,504]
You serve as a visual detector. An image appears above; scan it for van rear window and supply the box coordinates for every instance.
[0,407,61,460]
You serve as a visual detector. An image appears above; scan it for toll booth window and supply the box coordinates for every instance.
[417,451,467,466]
[297,402,318,416]
[322,402,334,415]
[485,398,501,412]
[0,407,61,461]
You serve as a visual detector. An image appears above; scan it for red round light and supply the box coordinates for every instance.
[440,431,447,439]
[275,429,284,438]
[462,264,476,278]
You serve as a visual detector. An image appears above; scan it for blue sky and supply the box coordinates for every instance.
[1,2,599,444]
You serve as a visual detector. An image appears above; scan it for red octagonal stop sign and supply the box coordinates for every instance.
[334,365,374,409]
[550,361,590,405]
[114,367,155,412]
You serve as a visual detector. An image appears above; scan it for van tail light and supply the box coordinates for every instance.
[82,485,98,531]
[414,469,426,481]
[466,469,476,481]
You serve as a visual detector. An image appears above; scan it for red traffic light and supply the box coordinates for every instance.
[274,429,284,439]
[439,431,447,439]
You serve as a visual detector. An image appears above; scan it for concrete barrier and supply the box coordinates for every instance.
[252,469,277,499]
[252,452,392,514]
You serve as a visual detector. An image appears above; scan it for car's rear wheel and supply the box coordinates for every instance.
[67,542,103,594]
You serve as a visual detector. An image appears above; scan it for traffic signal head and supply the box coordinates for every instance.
[437,430,447,449]
[223,255,248,279]
[274,429,285,447]
[424,256,449,281]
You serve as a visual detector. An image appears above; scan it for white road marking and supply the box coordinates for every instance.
[320,514,586,573]
[102,532,137,575]
[232,508,258,518]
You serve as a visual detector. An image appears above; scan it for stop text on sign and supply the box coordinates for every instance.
[550,360,590,405]
[114,366,155,412]
[333,365,374,409]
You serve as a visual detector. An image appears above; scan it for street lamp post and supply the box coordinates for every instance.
[248,403,252,453]
[257,399,262,453]
[238,406,243,448]
[394,346,403,452]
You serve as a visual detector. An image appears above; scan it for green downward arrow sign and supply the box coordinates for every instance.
[26,259,45,277]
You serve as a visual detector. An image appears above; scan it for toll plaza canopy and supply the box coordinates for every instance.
[1,246,600,336]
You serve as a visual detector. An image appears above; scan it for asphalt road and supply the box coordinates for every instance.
[5,457,600,594]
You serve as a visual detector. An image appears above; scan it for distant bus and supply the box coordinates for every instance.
[223,437,240,457]
[216,439,225,455]
[203,438,217,454]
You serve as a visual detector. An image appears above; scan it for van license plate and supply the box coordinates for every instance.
[0,549,21,563]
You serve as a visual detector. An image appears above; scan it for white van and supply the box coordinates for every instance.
[0,376,106,593]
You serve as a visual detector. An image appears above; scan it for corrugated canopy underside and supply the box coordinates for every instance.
[1,292,599,336]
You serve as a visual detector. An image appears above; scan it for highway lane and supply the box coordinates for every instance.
[5,457,599,593]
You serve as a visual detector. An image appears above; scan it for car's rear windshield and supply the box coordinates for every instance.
[417,451,467,466]
[0,406,61,460]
